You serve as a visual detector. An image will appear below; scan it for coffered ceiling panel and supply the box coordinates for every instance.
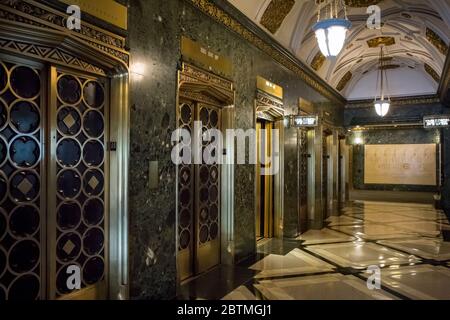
[228,0,450,100]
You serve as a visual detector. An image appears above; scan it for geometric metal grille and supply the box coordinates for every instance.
[0,59,43,300]
[196,104,220,246]
[177,100,221,279]
[54,71,107,297]
[178,101,194,253]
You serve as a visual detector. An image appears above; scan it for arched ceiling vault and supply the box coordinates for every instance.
[227,0,450,100]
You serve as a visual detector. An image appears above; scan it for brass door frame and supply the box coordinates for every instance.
[254,91,284,241]
[256,120,274,239]
[48,66,110,300]
[176,63,235,284]
[0,16,130,300]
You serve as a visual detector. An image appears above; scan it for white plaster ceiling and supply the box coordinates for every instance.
[227,0,450,100]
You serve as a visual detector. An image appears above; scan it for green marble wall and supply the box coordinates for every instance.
[345,104,443,192]
[127,0,337,299]
[349,129,440,192]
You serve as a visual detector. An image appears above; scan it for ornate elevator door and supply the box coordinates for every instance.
[0,56,109,300]
[49,67,109,299]
[299,129,308,234]
[177,99,221,281]
[0,57,45,300]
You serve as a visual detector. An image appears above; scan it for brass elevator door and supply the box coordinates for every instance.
[177,100,221,281]
[256,120,274,239]
[0,57,45,300]
[49,67,109,300]
[0,55,110,300]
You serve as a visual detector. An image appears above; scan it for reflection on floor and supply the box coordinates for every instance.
[179,201,450,300]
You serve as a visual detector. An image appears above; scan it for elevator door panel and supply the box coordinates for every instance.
[50,68,109,299]
[196,103,221,274]
[0,59,44,300]
[177,100,221,280]
[256,121,274,239]
[299,130,308,234]
[322,134,328,218]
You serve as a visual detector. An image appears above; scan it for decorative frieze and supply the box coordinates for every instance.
[0,0,129,67]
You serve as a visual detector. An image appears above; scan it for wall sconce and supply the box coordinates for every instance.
[354,137,363,145]
[130,62,146,80]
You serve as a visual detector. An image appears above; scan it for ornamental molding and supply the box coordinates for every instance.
[346,95,441,109]
[179,63,235,107]
[0,36,106,75]
[0,0,129,67]
[187,0,346,106]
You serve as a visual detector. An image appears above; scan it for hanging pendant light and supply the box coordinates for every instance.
[313,0,352,58]
[374,46,391,117]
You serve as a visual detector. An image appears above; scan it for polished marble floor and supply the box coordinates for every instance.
[180,201,450,300]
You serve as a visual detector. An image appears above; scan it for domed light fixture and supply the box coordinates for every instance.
[313,0,351,58]
[374,46,391,117]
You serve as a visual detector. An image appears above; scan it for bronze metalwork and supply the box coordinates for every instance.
[188,0,345,105]
[367,37,396,48]
[337,71,352,91]
[311,51,326,71]
[345,0,381,7]
[425,63,440,83]
[0,0,130,300]
[426,28,449,56]
[260,0,295,34]
[0,56,45,300]
[177,63,233,281]
[0,0,129,67]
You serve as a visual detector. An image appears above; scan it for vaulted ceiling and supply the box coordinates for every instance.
[227,0,450,100]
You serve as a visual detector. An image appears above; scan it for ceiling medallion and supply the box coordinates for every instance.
[424,64,440,83]
[426,28,449,55]
[345,0,382,7]
[367,36,396,48]
[313,0,352,58]
[260,0,295,34]
[311,51,326,71]
[337,71,352,91]
[379,64,400,70]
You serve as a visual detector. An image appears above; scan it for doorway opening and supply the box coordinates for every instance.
[256,119,275,240]
[254,89,284,243]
